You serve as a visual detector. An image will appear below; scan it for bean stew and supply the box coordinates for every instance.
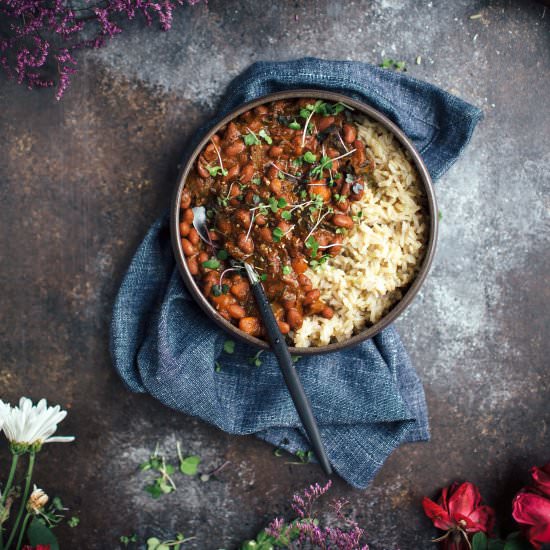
[179,98,374,341]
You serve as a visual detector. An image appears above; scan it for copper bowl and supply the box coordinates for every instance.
[171,90,438,355]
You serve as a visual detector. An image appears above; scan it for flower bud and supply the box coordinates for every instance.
[27,486,48,514]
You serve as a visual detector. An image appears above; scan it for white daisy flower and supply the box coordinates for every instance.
[0,397,75,451]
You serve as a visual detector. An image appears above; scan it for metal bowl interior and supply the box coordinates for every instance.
[171,90,438,355]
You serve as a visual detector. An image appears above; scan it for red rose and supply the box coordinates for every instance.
[423,482,495,548]
[512,461,550,549]
[532,463,550,498]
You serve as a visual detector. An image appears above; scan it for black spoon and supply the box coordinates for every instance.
[192,206,332,475]
[243,262,332,476]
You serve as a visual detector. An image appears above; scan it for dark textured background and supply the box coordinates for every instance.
[0,1,549,548]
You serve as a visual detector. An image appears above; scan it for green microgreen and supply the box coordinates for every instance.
[268,197,279,213]
[258,129,273,144]
[147,533,194,550]
[202,258,220,270]
[292,157,304,167]
[380,58,407,71]
[260,273,268,282]
[273,448,283,457]
[309,254,330,270]
[215,361,222,373]
[299,189,308,200]
[281,210,292,221]
[438,210,443,220]
[288,120,301,130]
[278,171,286,180]
[248,350,264,367]
[207,165,228,177]
[296,450,313,463]
[251,176,262,185]
[303,151,317,164]
[223,340,235,354]
[177,442,201,476]
[243,128,261,146]
[291,355,302,363]
[141,445,177,499]
[216,249,228,260]
[272,227,285,242]
[282,265,292,275]
[68,516,80,528]
[120,534,138,546]
[305,235,319,258]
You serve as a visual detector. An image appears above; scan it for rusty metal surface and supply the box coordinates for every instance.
[0,1,548,548]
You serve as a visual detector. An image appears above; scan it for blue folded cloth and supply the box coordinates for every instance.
[110,58,482,489]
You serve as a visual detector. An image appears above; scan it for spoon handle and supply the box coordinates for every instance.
[244,265,332,476]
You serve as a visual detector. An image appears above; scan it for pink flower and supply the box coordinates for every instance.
[512,461,550,549]
[423,482,495,549]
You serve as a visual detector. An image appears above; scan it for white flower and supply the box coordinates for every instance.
[0,397,75,450]
[27,485,49,514]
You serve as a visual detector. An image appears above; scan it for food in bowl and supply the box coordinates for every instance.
[178,98,428,346]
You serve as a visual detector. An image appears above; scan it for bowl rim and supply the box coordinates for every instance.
[171,89,438,355]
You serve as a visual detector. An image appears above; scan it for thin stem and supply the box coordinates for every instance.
[0,454,19,550]
[5,452,35,550]
[1,454,19,506]
[14,514,30,550]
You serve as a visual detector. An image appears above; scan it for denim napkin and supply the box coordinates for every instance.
[110,58,482,489]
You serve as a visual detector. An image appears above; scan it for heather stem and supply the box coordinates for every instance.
[5,452,35,550]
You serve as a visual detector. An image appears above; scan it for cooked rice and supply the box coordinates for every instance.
[292,116,428,347]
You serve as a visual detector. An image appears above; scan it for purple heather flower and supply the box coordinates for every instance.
[0,0,204,99]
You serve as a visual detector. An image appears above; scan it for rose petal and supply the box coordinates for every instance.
[513,491,550,526]
[423,497,453,530]
[532,464,550,498]
[448,482,482,519]
[469,504,496,534]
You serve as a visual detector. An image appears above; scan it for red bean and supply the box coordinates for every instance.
[258,227,273,243]
[317,116,335,132]
[225,141,245,157]
[239,316,261,336]
[179,222,190,237]
[286,309,303,330]
[188,227,200,246]
[240,163,255,183]
[180,189,191,209]
[181,238,196,257]
[255,214,267,226]
[228,304,246,319]
[235,209,252,229]
[187,255,198,275]
[332,214,354,228]
[321,306,334,319]
[182,208,194,224]
[343,124,357,144]
[268,145,284,158]
[269,178,283,195]
[291,257,308,275]
[237,232,254,254]
[197,161,210,179]
[277,321,290,334]
[303,289,321,305]
[227,164,240,179]
[298,274,313,291]
[198,251,209,265]
[230,280,250,301]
